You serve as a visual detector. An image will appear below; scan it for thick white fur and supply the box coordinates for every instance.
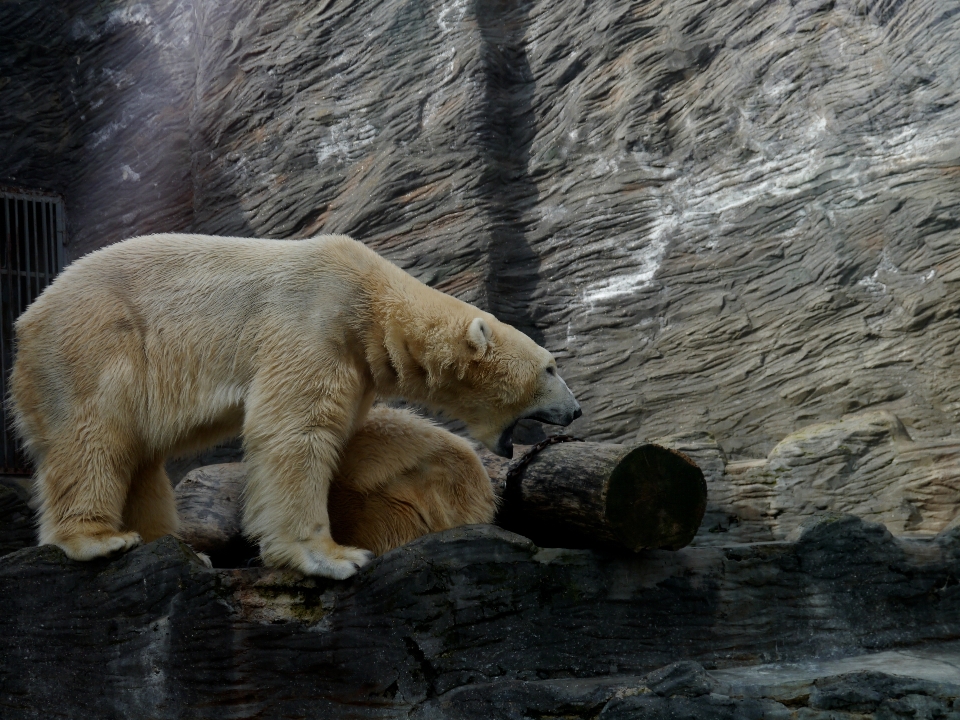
[11,234,571,578]
[330,405,496,555]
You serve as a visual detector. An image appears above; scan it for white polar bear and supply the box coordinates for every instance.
[11,234,580,578]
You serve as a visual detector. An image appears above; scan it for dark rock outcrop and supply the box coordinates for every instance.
[0,484,33,557]
[2,516,960,718]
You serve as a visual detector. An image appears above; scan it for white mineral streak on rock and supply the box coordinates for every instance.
[437,0,467,33]
[421,47,459,128]
[424,0,467,129]
[106,5,153,30]
[89,116,130,148]
[857,250,897,295]
[120,164,140,182]
[577,139,840,310]
[315,117,377,167]
[581,213,675,305]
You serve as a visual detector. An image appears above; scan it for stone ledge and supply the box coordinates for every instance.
[2,514,960,718]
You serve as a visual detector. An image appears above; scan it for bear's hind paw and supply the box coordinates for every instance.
[56,531,143,561]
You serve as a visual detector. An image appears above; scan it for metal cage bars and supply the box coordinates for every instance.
[0,190,65,474]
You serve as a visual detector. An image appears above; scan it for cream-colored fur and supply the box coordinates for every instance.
[330,406,496,556]
[11,233,578,578]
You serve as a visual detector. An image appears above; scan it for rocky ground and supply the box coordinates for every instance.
[2,483,960,718]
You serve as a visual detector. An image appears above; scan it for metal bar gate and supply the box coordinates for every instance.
[0,189,65,474]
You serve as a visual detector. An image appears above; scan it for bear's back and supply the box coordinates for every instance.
[17,233,375,333]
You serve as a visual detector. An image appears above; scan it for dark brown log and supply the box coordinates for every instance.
[485,441,707,552]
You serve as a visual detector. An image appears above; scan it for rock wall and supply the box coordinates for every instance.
[3,0,960,500]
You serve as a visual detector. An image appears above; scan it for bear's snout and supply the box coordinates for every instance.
[526,370,581,427]
[526,403,580,427]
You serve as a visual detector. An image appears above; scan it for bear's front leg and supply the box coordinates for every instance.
[242,360,375,579]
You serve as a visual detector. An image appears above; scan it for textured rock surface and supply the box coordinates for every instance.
[3,516,960,718]
[418,659,960,719]
[3,0,960,479]
[0,0,196,252]
[698,409,960,543]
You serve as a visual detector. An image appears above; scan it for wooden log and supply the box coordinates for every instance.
[484,440,707,552]
[175,464,259,566]
[175,440,707,562]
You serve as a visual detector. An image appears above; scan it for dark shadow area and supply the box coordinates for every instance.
[187,0,260,240]
[476,0,544,345]
[206,534,261,569]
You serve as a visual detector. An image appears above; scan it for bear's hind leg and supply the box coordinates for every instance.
[122,461,179,543]
[36,442,143,561]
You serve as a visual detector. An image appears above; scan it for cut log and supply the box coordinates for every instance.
[175,440,707,562]
[175,464,258,566]
[484,440,707,552]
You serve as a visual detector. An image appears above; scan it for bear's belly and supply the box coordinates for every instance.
[157,384,247,458]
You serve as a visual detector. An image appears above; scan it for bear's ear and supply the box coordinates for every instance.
[467,317,492,354]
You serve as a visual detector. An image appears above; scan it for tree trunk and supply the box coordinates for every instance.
[483,440,707,552]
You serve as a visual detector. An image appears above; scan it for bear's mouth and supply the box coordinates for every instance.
[493,421,519,459]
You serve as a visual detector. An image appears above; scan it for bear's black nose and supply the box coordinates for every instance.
[573,406,582,420]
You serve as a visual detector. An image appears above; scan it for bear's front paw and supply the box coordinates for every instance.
[261,536,374,580]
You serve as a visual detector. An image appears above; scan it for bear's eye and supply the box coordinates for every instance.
[546,366,556,376]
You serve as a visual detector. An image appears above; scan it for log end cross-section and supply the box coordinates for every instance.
[606,444,707,551]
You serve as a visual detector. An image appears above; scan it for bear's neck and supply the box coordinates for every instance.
[361,276,451,404]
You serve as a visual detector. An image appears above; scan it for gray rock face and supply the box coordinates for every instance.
[3,0,960,477]
[0,1,196,253]
[418,660,960,720]
[694,409,960,543]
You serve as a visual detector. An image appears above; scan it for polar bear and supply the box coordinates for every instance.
[11,234,580,578]
[329,405,497,556]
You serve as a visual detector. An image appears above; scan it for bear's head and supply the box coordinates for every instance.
[453,316,582,457]
[376,304,581,459]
